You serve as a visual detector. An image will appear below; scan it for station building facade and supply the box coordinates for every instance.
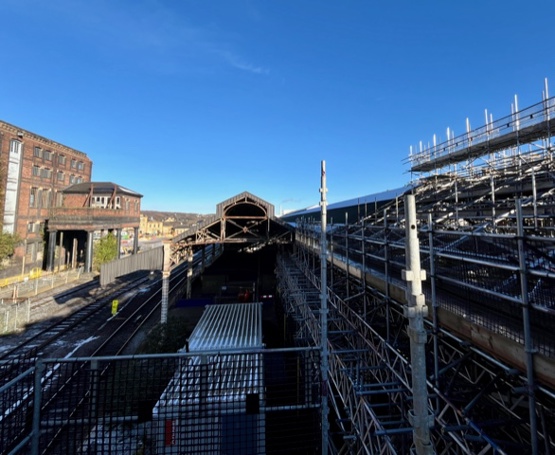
[48,182,143,272]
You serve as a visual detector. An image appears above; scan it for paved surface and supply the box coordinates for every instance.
[0,269,96,300]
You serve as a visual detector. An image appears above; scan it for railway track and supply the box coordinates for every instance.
[0,272,154,386]
[1,248,218,454]
[31,263,192,454]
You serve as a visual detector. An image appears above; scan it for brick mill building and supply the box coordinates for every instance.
[0,120,142,273]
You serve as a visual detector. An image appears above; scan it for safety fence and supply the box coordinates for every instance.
[1,347,322,455]
[100,247,163,287]
[0,299,31,335]
[0,268,85,301]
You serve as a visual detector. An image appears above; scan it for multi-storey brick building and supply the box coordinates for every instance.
[0,120,92,266]
[0,121,142,274]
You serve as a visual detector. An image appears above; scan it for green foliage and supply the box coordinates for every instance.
[92,232,118,271]
[0,232,21,266]
[139,317,193,354]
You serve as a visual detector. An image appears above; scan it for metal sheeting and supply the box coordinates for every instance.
[100,247,163,286]
[154,303,264,408]
[156,353,263,407]
[188,302,263,351]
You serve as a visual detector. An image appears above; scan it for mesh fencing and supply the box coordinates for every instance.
[1,348,321,455]
[0,299,31,335]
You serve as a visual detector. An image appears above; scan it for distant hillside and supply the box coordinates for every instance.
[141,210,214,225]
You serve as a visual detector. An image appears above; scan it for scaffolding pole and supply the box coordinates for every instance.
[161,240,171,324]
[403,194,434,455]
[516,199,538,455]
[320,160,329,455]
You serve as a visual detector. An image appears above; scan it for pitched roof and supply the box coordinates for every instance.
[62,182,143,198]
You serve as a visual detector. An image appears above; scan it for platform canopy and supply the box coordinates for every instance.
[172,191,293,254]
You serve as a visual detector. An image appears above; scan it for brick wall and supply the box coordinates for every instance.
[0,120,93,257]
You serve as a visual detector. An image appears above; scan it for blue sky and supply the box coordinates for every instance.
[2,1,555,214]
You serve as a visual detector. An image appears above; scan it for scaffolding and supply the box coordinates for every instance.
[277,87,555,454]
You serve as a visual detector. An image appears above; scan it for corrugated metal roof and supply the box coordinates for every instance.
[153,303,264,410]
[188,303,263,351]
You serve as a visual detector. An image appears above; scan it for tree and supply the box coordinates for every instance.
[0,232,21,268]
[93,232,118,271]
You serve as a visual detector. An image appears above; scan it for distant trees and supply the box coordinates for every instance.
[93,232,118,271]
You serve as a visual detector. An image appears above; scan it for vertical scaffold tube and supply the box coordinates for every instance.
[403,195,434,455]
[320,160,329,455]
[187,247,193,299]
[161,240,172,324]
[516,200,538,455]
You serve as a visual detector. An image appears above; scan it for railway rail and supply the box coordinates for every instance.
[0,273,153,386]
[1,246,218,454]
[30,259,200,454]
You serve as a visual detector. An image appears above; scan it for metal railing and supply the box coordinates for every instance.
[287,214,555,454]
[408,95,555,171]
[1,348,321,455]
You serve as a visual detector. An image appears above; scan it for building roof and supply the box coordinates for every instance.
[153,303,264,410]
[216,191,274,218]
[62,181,143,198]
[0,119,90,157]
[188,303,263,351]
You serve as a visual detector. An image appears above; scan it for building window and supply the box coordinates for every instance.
[41,168,52,179]
[56,192,63,207]
[69,174,75,184]
[42,190,51,208]
[44,150,52,161]
[32,165,40,176]
[10,140,21,155]
[34,147,42,158]
[58,154,66,166]
[57,171,64,182]
[77,161,84,171]
[29,187,38,207]
[92,196,107,208]
[27,222,34,232]
[76,176,83,183]
[71,158,77,169]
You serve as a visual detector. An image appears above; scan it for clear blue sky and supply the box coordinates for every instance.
[2,1,555,214]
